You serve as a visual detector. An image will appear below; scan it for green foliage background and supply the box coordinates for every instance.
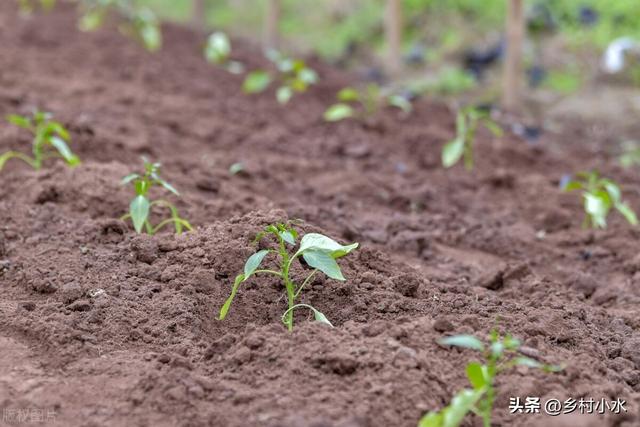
[134,0,640,58]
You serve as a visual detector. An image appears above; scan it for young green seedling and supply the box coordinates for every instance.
[442,106,502,170]
[562,171,638,229]
[78,0,161,52]
[243,50,318,104]
[219,223,358,331]
[323,84,412,122]
[419,331,561,427]
[204,32,245,74]
[618,140,640,169]
[18,0,55,15]
[121,158,192,234]
[1,111,79,171]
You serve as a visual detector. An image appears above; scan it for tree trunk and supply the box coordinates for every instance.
[385,0,403,74]
[264,0,281,51]
[502,0,525,112]
[192,0,206,30]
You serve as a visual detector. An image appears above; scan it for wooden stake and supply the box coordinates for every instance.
[502,0,525,112]
[192,0,206,30]
[264,0,281,51]
[385,0,403,74]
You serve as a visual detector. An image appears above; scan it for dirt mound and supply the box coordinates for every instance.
[0,3,639,427]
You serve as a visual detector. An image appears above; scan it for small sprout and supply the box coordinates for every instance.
[78,0,162,52]
[204,32,245,74]
[18,0,55,15]
[562,171,638,229]
[242,50,318,104]
[619,140,640,168]
[324,84,412,122]
[120,158,192,234]
[442,106,502,170]
[1,111,80,172]
[229,162,244,175]
[219,223,358,331]
[243,70,272,94]
[419,331,562,427]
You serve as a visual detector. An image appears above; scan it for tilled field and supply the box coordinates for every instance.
[0,3,639,427]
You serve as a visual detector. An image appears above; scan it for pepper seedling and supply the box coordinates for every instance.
[442,106,502,170]
[324,84,412,122]
[204,32,245,74]
[18,0,55,15]
[1,111,80,172]
[78,0,161,52]
[419,331,562,427]
[618,140,640,169]
[121,158,192,234]
[243,50,318,104]
[562,171,638,229]
[219,222,358,331]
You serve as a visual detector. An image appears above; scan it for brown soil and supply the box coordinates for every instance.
[1,3,639,427]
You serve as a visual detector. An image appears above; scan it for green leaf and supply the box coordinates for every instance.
[439,335,484,351]
[616,202,638,226]
[562,180,583,192]
[130,195,150,233]
[48,121,70,141]
[337,87,360,102]
[513,357,542,369]
[298,68,318,85]
[303,249,345,281]
[418,412,443,427]
[490,341,505,358]
[482,119,503,137]
[279,230,295,245]
[6,114,31,129]
[388,95,412,113]
[284,304,333,327]
[584,192,609,228]
[296,233,358,258]
[465,362,486,390]
[79,10,105,31]
[276,86,293,104]
[158,179,179,196]
[122,173,140,184]
[324,104,354,122]
[442,138,465,168]
[50,136,79,166]
[244,250,269,279]
[243,71,272,94]
[204,32,231,64]
[603,181,622,204]
[140,23,161,52]
[225,60,245,75]
[219,273,244,320]
[442,389,484,427]
[311,307,333,327]
[229,162,244,175]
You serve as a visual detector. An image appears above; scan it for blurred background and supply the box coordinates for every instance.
[124,0,640,124]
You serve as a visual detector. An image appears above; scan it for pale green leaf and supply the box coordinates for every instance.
[243,71,272,94]
[244,250,269,279]
[303,249,344,281]
[50,136,79,166]
[324,104,353,122]
[276,86,293,104]
[439,335,484,351]
[130,195,150,233]
[442,138,465,168]
[465,362,486,390]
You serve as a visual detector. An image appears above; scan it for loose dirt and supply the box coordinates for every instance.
[0,3,639,427]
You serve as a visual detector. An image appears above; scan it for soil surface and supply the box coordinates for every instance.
[1,3,640,427]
